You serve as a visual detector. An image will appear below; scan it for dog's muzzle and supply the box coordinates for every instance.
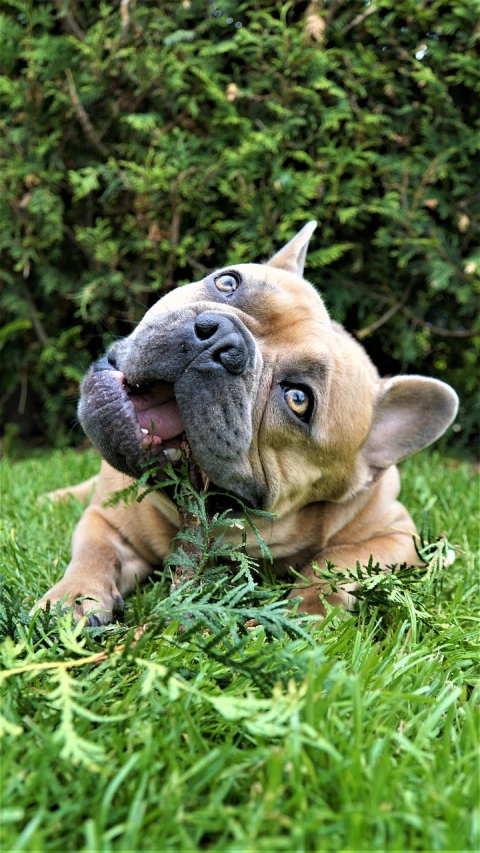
[77,309,264,507]
[190,312,251,375]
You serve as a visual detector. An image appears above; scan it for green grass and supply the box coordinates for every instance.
[0,449,479,852]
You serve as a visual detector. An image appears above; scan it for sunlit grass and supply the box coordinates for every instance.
[1,449,478,852]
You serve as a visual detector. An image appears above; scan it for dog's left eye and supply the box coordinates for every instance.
[215,272,240,294]
[283,386,312,420]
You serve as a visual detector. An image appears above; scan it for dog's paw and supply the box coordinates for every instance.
[287,583,358,616]
[31,581,125,626]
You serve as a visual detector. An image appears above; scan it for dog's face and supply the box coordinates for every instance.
[78,223,458,516]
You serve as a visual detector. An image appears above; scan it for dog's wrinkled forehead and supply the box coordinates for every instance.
[142,259,331,347]
[213,263,331,330]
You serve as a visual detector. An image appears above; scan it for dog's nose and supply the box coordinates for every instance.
[194,314,220,341]
[193,312,249,375]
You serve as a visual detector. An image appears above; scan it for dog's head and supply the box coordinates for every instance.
[78,223,458,515]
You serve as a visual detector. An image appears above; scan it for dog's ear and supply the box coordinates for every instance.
[267,220,317,277]
[364,376,459,468]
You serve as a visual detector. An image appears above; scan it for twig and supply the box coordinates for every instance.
[437,243,471,283]
[411,153,444,214]
[18,373,28,416]
[356,286,480,339]
[24,289,49,346]
[344,3,378,33]
[63,223,101,268]
[170,442,210,593]
[401,308,480,338]
[356,301,404,339]
[66,69,109,158]
[342,53,365,122]
[0,624,150,681]
[185,255,209,274]
[304,0,326,43]
[53,0,85,40]
[164,207,181,291]
[324,0,343,30]
[120,0,131,39]
[356,282,412,339]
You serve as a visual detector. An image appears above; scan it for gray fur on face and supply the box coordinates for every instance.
[78,305,265,506]
[78,362,145,479]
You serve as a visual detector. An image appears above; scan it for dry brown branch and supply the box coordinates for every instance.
[18,373,28,415]
[63,224,100,267]
[24,289,49,346]
[356,285,480,339]
[344,3,378,33]
[120,0,131,39]
[0,623,150,681]
[185,255,209,274]
[170,441,210,593]
[304,1,326,43]
[356,301,404,339]
[53,0,85,40]
[401,308,480,338]
[356,283,412,339]
[66,69,109,158]
[324,0,343,30]
[164,207,181,291]
[411,153,444,213]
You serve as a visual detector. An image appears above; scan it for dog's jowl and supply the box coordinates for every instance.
[34,222,458,623]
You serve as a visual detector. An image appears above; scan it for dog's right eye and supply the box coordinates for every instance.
[215,272,240,294]
[281,385,314,422]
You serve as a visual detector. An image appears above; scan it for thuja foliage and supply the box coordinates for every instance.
[1,449,479,850]
[0,0,479,448]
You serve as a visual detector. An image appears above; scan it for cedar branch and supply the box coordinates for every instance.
[53,0,85,40]
[344,4,378,33]
[66,69,109,158]
[170,442,210,593]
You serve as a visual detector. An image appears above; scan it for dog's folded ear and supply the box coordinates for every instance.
[364,376,459,468]
[267,220,317,277]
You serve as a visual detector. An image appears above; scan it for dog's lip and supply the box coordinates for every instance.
[85,365,262,508]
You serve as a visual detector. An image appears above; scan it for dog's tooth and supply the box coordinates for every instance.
[140,428,149,435]
[164,448,182,463]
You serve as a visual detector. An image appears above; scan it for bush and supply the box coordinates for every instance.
[1,0,478,449]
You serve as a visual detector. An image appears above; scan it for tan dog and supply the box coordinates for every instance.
[34,222,458,624]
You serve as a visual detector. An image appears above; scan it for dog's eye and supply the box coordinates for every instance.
[215,272,240,294]
[283,386,312,420]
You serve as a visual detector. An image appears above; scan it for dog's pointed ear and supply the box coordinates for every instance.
[364,376,459,468]
[267,220,317,277]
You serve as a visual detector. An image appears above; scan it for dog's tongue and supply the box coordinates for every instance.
[130,385,184,441]
[136,400,183,440]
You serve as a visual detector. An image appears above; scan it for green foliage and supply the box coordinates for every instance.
[0,448,479,850]
[0,0,479,448]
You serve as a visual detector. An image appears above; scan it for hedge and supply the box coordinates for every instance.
[1,0,479,450]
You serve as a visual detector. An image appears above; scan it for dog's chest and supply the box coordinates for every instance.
[214,507,327,565]
[147,490,330,567]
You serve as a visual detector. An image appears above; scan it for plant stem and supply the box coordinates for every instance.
[170,441,210,593]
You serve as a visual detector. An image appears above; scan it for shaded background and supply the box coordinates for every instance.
[1,0,478,453]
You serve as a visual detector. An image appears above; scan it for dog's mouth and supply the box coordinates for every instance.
[125,380,185,464]
[79,359,263,510]
[125,378,249,511]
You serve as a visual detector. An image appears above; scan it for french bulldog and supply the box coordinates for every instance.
[34,222,458,623]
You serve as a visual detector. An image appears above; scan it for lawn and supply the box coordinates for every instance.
[1,449,478,852]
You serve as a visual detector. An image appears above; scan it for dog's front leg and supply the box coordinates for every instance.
[289,529,420,616]
[33,507,153,625]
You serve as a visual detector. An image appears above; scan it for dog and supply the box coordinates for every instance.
[34,222,458,624]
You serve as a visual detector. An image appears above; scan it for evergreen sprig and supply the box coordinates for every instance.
[1,0,478,451]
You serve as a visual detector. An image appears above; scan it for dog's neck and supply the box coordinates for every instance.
[146,465,396,563]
